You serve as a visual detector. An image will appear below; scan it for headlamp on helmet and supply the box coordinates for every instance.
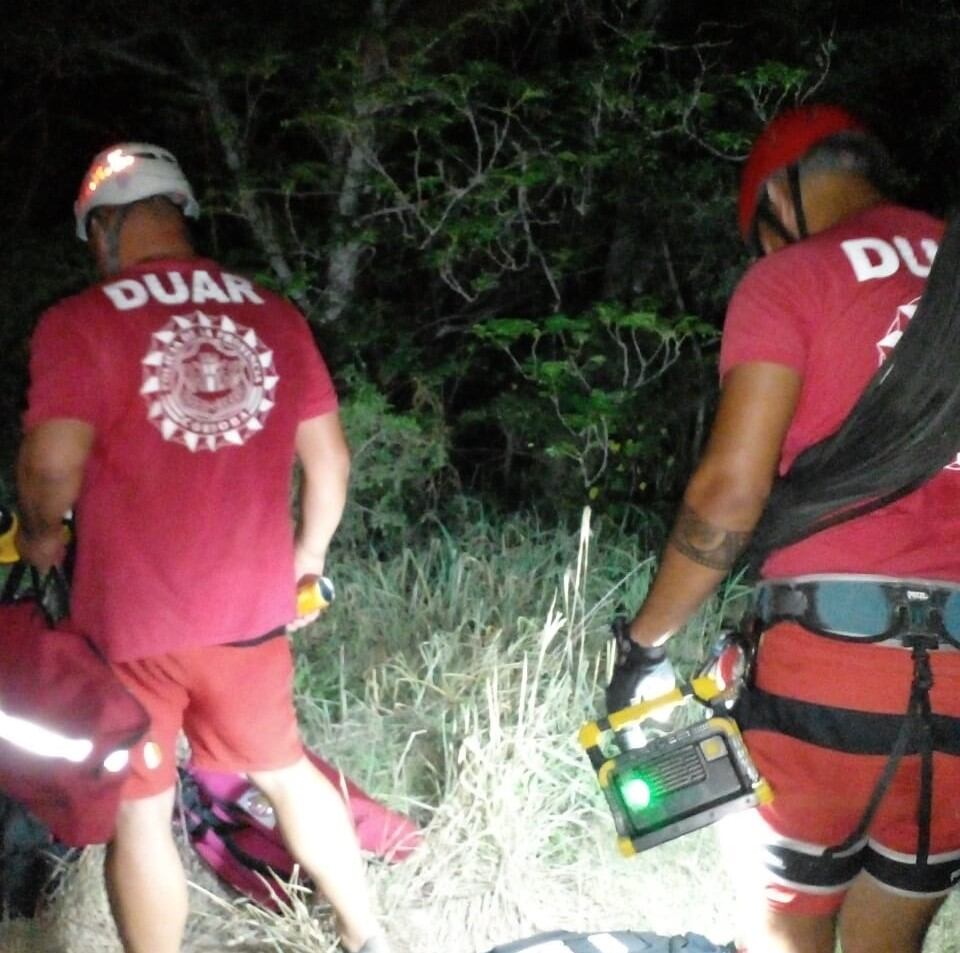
[74,142,200,241]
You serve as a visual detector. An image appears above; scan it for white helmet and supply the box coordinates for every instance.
[74,142,200,241]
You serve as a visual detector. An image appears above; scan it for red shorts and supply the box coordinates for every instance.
[111,635,304,799]
[732,623,960,916]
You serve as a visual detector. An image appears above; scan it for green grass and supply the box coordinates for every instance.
[2,508,958,951]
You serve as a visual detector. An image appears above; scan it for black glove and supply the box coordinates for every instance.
[605,616,676,715]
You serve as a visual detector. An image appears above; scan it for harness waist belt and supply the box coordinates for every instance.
[755,574,960,649]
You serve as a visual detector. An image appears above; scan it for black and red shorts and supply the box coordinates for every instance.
[732,622,960,916]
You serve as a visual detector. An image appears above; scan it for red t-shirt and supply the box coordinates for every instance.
[720,203,960,580]
[24,259,338,660]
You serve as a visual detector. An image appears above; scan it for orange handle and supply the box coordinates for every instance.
[0,509,19,565]
[0,510,73,566]
[296,576,335,617]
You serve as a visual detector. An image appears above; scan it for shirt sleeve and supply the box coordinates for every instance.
[289,311,339,420]
[719,252,815,381]
[23,301,110,431]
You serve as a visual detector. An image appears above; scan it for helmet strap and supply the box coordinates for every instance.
[100,205,133,275]
[749,165,808,257]
[787,163,809,240]
[751,194,797,257]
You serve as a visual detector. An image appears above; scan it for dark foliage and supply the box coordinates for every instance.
[1,0,958,530]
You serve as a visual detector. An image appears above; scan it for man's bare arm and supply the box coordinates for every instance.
[669,504,751,571]
[293,411,350,582]
[16,419,94,570]
[627,361,802,647]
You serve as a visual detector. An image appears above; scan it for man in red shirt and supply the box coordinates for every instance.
[606,108,960,952]
[16,144,388,953]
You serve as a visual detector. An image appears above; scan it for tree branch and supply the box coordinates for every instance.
[177,30,310,313]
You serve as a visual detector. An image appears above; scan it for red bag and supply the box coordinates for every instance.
[0,566,150,846]
[178,751,422,908]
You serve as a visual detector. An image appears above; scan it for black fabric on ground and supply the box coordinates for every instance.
[0,794,59,918]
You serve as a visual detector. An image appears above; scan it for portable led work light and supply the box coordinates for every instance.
[580,676,772,856]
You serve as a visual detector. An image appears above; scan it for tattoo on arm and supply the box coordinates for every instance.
[668,504,749,571]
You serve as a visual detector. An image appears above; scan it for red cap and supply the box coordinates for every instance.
[738,105,868,240]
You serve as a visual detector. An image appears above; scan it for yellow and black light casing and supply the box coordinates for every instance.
[0,508,18,565]
[579,675,773,857]
[0,510,72,566]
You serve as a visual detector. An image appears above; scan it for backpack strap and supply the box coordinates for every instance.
[176,768,287,882]
[1,563,70,627]
[0,562,27,605]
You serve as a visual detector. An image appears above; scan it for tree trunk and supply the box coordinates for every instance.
[317,14,388,326]
[179,32,312,314]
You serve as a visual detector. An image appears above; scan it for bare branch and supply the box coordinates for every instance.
[90,39,199,90]
[177,30,310,313]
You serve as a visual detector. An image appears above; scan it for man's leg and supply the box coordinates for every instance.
[249,757,384,952]
[716,810,839,953]
[721,833,837,953]
[736,909,836,953]
[104,786,187,953]
[838,875,945,953]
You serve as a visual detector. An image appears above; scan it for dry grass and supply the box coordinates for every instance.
[2,510,958,952]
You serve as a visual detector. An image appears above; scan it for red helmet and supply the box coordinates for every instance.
[738,105,868,240]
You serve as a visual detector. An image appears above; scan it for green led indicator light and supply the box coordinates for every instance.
[620,774,653,811]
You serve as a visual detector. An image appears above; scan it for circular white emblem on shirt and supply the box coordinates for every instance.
[141,310,278,452]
